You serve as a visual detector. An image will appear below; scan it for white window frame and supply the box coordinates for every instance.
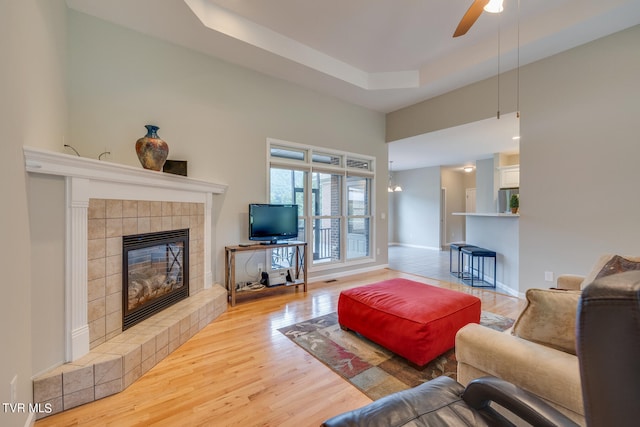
[267,138,376,271]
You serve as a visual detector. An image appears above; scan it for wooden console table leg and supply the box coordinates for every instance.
[303,246,307,292]
[230,252,236,306]
[225,248,237,306]
[300,244,307,292]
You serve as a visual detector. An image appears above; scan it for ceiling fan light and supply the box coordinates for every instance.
[484,0,504,13]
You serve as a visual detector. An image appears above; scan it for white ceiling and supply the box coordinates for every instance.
[390,112,520,171]
[65,0,640,169]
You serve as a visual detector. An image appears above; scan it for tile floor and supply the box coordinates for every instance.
[388,245,467,285]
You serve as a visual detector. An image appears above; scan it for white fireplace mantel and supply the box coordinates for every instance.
[24,146,227,361]
[24,146,227,195]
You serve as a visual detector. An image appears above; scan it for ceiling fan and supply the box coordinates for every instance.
[453,0,504,37]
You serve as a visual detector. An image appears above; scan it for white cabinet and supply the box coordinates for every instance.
[499,165,520,188]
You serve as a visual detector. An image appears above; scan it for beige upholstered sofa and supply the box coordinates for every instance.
[455,254,640,427]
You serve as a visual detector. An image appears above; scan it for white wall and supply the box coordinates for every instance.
[475,157,497,213]
[391,167,478,249]
[0,0,67,425]
[519,25,640,290]
[391,167,441,248]
[441,168,469,245]
[28,175,66,375]
[387,70,518,142]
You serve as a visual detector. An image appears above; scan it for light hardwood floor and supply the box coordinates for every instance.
[36,269,524,427]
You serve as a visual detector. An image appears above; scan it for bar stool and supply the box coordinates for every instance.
[460,247,496,288]
[449,243,477,278]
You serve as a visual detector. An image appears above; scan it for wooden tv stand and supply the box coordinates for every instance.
[224,241,308,306]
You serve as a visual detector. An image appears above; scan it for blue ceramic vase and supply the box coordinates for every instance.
[135,125,169,171]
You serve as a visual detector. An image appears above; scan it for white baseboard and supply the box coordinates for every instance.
[472,271,522,298]
[496,281,522,298]
[389,243,442,251]
[309,264,388,283]
[25,412,35,427]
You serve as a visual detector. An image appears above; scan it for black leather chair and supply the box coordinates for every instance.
[576,270,640,427]
[322,271,640,427]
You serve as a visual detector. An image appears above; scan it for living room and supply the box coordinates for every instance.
[3,1,640,426]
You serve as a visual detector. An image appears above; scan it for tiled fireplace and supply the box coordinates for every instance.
[24,147,228,418]
[87,199,204,347]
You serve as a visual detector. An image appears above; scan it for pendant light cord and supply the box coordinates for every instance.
[497,15,501,120]
[516,0,520,119]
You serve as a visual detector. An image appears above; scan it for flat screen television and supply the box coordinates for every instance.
[248,204,299,244]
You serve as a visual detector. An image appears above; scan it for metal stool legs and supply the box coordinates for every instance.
[450,243,476,278]
[460,247,497,288]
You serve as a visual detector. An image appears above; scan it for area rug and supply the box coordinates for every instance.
[278,311,514,400]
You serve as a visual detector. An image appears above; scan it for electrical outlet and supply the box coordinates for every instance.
[544,271,554,282]
[10,375,17,404]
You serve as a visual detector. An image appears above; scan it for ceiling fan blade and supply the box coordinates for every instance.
[453,0,490,37]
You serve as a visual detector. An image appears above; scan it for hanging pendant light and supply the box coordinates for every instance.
[513,0,521,140]
[496,13,501,120]
[388,161,402,192]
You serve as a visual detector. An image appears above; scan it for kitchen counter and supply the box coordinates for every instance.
[453,213,520,296]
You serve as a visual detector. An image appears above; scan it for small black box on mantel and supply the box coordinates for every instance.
[163,160,188,176]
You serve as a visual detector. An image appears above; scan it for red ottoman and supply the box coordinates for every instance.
[338,278,481,366]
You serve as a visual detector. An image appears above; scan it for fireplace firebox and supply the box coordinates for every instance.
[122,229,189,330]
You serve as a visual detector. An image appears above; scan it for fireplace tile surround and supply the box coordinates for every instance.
[24,146,228,418]
[33,286,227,418]
[87,199,205,348]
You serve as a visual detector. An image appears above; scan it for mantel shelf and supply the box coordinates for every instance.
[23,146,227,195]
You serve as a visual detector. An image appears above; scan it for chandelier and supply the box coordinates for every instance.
[388,161,403,192]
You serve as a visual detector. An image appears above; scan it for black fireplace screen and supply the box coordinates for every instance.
[122,228,189,330]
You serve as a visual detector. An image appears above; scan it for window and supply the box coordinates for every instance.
[312,152,342,166]
[270,167,306,240]
[268,139,375,268]
[270,167,305,209]
[311,171,341,263]
[346,175,370,259]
